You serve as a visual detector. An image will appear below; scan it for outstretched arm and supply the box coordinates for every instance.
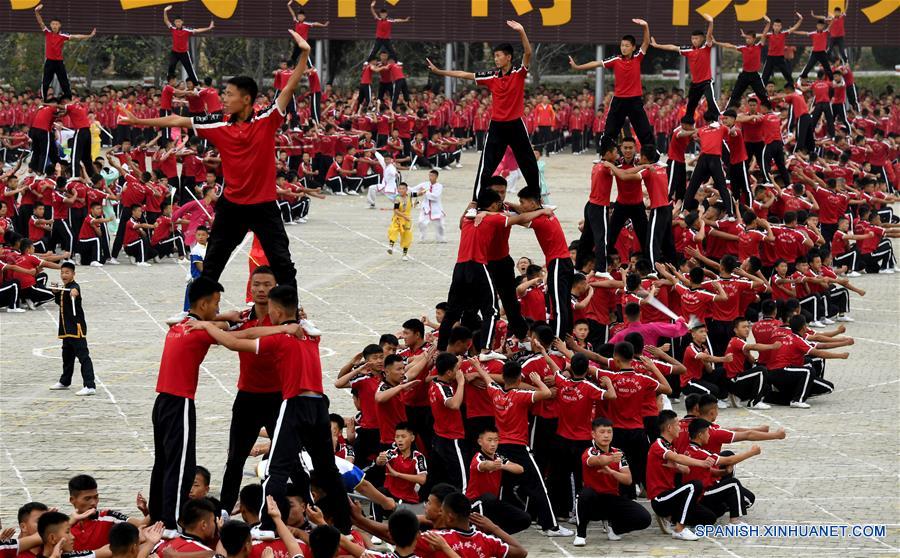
[193,21,215,34]
[425,58,475,81]
[70,28,96,40]
[714,39,738,51]
[278,30,311,113]
[635,18,651,53]
[163,5,173,28]
[650,36,681,52]
[702,13,714,45]
[787,12,804,33]
[568,56,604,71]
[507,20,532,67]
[118,106,192,129]
[35,4,46,31]
[287,0,298,21]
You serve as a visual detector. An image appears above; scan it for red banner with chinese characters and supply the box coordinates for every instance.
[1,0,898,45]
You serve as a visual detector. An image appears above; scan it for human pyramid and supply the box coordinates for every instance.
[1,1,899,557]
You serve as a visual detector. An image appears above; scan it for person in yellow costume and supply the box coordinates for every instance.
[387,182,417,261]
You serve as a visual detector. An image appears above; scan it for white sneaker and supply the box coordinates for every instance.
[249,527,276,541]
[846,271,861,277]
[717,399,729,409]
[656,516,674,534]
[672,527,699,541]
[368,203,376,209]
[607,527,622,541]
[136,261,152,267]
[89,261,103,267]
[297,218,308,223]
[161,529,179,540]
[572,536,586,547]
[346,190,359,196]
[822,317,835,325]
[25,299,35,310]
[880,268,895,274]
[107,258,120,265]
[300,319,322,337]
[129,257,136,264]
[6,307,25,313]
[75,387,96,396]
[370,536,383,545]
[402,255,409,261]
[49,382,69,390]
[790,401,811,409]
[835,315,854,322]
[455,163,463,168]
[751,401,772,410]
[809,320,825,328]
[542,526,573,537]
[335,192,347,196]
[285,220,296,226]
[479,351,507,362]
[177,258,188,264]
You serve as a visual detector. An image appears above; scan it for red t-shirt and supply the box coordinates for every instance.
[582,444,627,495]
[462,358,501,419]
[487,384,535,446]
[78,216,103,240]
[737,43,762,72]
[350,373,381,430]
[293,20,311,39]
[457,213,507,264]
[767,331,813,369]
[375,18,392,39]
[71,511,128,551]
[527,213,569,263]
[698,123,728,156]
[681,342,708,387]
[681,44,713,83]
[767,31,787,56]
[668,126,692,162]
[466,451,508,499]
[376,380,408,444]
[761,112,783,144]
[830,14,846,37]
[589,163,613,206]
[594,369,658,429]
[603,51,645,98]
[812,80,831,104]
[257,332,323,398]
[156,317,217,399]
[555,374,606,440]
[639,163,670,208]
[787,93,809,117]
[673,283,716,320]
[383,448,426,503]
[235,309,282,393]
[810,30,828,52]
[752,318,784,367]
[474,66,527,122]
[43,29,70,60]
[192,106,285,205]
[429,379,466,440]
[646,437,678,499]
[170,26,194,53]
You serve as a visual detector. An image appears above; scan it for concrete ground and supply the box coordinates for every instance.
[1,152,898,557]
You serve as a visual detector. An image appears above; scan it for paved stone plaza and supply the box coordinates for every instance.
[1,153,898,557]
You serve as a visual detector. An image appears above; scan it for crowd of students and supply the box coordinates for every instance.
[1,1,899,557]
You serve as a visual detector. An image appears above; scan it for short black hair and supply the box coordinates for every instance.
[476,188,502,210]
[641,144,659,163]
[689,417,712,439]
[309,524,341,558]
[226,76,259,103]
[362,344,384,359]
[442,492,471,519]
[220,520,251,556]
[429,483,458,503]
[251,265,275,278]
[268,285,299,313]
[402,318,425,338]
[188,276,224,305]
[68,474,98,495]
[624,302,641,320]
[37,511,69,541]
[613,341,634,362]
[384,353,404,368]
[61,261,76,272]
[387,509,420,547]
[108,522,140,555]
[448,325,473,345]
[689,266,706,284]
[658,409,678,430]
[17,502,49,524]
[592,416,613,429]
[789,313,807,333]
[502,361,522,382]
[195,465,211,486]
[238,484,263,514]
[436,351,459,375]
[571,353,589,377]
[493,42,514,56]
[621,34,637,46]
[623,331,645,354]
[380,333,399,346]
[698,394,718,413]
[180,497,217,528]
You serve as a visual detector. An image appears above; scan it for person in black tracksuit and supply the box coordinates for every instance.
[33,7,96,99]
[576,143,618,274]
[485,177,528,340]
[426,22,540,201]
[218,267,283,515]
[684,117,733,216]
[51,262,96,392]
[605,145,649,263]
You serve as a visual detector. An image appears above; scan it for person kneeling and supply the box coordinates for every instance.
[573,417,651,547]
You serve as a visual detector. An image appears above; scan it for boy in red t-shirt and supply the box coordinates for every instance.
[373,423,426,520]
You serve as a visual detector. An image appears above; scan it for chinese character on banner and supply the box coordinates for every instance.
[472,0,572,26]
[672,0,767,26]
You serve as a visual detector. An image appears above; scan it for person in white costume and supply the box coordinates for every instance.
[367,151,399,208]
[411,169,445,243]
